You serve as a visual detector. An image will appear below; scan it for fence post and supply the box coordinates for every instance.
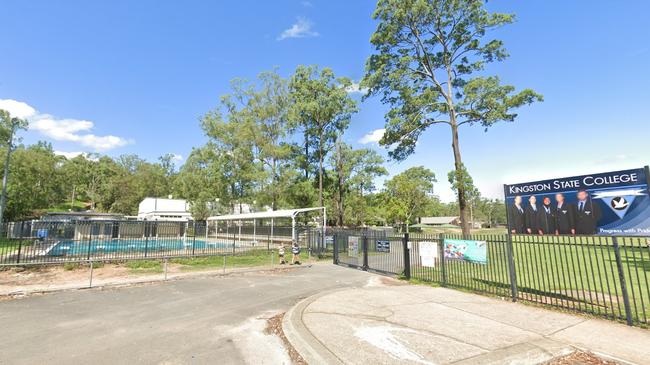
[402,232,411,280]
[333,234,339,264]
[144,222,149,258]
[15,221,24,264]
[612,237,634,326]
[191,221,196,256]
[362,235,369,271]
[438,233,447,286]
[505,233,518,302]
[86,223,93,260]
[88,260,94,288]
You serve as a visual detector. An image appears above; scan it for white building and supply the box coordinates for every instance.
[137,197,192,221]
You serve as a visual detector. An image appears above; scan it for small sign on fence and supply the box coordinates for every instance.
[419,241,438,267]
[348,236,359,257]
[443,239,487,265]
[376,240,390,253]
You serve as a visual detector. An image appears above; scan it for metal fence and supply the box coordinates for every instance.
[0,220,327,265]
[333,230,650,328]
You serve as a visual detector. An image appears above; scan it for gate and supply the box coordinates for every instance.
[333,230,650,328]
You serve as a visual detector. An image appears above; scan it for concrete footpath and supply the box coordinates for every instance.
[283,277,650,365]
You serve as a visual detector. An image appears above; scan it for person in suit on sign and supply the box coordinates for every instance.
[554,193,575,235]
[539,196,558,235]
[508,195,526,234]
[575,190,601,235]
[525,195,542,234]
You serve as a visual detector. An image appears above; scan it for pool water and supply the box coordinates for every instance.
[48,239,234,256]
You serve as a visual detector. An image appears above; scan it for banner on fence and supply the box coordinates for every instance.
[443,239,487,264]
[348,236,359,257]
[376,240,390,253]
[419,241,438,267]
[504,167,650,236]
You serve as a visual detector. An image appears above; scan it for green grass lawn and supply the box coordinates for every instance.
[120,250,279,273]
[45,200,88,212]
[407,235,650,326]
[0,238,30,258]
[171,250,275,271]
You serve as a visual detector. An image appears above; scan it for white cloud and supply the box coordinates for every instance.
[0,99,37,119]
[171,154,183,162]
[54,151,84,159]
[277,17,319,40]
[0,99,131,152]
[345,82,369,95]
[359,128,385,144]
[301,1,313,7]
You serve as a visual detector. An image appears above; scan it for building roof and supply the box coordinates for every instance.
[420,216,459,225]
[207,207,325,221]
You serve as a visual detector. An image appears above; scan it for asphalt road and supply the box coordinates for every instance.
[0,264,373,364]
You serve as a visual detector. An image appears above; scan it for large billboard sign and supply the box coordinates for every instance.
[504,167,650,236]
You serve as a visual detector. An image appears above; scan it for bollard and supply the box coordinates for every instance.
[164,258,168,280]
[223,255,226,274]
[89,260,94,288]
[271,251,274,266]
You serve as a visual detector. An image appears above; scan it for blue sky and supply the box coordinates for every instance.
[2,0,649,201]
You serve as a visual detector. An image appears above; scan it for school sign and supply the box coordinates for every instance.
[504,167,650,236]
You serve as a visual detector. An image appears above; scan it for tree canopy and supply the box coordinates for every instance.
[362,0,542,235]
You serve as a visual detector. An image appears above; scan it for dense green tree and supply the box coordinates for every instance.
[0,109,29,223]
[331,141,387,226]
[288,65,358,208]
[383,166,436,231]
[448,164,480,228]
[2,143,67,220]
[362,0,542,235]
[247,71,294,210]
[201,80,259,212]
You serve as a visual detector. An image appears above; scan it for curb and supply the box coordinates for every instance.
[1,264,313,299]
[282,289,346,365]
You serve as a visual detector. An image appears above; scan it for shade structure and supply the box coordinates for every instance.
[206,207,326,244]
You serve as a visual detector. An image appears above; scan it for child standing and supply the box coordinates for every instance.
[278,244,286,265]
[291,241,301,265]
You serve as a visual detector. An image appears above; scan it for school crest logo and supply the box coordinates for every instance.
[593,189,646,219]
[610,197,629,211]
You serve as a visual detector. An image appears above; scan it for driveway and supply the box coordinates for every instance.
[0,264,372,364]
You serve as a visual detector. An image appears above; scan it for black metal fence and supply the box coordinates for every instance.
[0,220,327,265]
[333,230,650,328]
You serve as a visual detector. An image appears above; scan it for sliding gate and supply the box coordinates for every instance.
[333,229,405,276]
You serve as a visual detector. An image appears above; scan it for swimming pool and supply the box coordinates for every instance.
[47,238,235,256]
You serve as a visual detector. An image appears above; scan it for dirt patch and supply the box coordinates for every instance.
[265,313,307,365]
[545,351,619,365]
[0,264,135,286]
[379,276,407,286]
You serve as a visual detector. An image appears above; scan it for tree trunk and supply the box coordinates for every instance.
[0,124,14,225]
[303,129,310,180]
[318,129,324,208]
[449,119,471,237]
[335,140,344,226]
[271,158,277,211]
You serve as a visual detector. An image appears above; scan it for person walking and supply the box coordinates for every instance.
[291,241,301,265]
[278,244,286,265]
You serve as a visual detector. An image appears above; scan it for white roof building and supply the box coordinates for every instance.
[137,197,192,221]
[418,216,461,226]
